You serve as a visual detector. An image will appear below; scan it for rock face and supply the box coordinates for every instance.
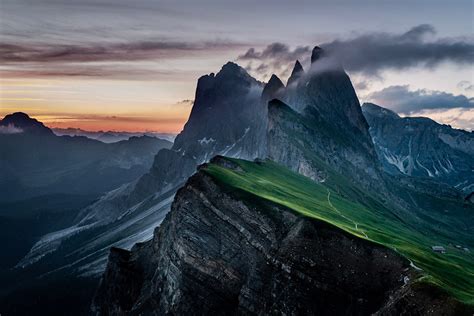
[266,48,384,191]
[362,103,474,193]
[173,62,264,163]
[92,158,466,315]
[286,60,304,86]
[128,62,266,205]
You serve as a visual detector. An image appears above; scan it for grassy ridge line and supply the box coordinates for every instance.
[203,158,474,305]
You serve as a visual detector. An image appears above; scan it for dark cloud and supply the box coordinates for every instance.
[321,24,474,75]
[367,85,474,113]
[239,25,473,79]
[0,64,196,80]
[0,40,245,63]
[457,80,474,92]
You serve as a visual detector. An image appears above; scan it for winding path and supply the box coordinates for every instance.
[326,189,368,239]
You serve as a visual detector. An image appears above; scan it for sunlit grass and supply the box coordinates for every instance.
[204,158,474,305]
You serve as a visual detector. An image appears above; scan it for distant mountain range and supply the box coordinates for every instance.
[52,127,176,143]
[1,47,473,315]
[0,113,173,202]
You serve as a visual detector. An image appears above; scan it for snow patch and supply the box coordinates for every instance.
[198,137,215,145]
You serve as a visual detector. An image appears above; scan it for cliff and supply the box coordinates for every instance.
[92,157,470,315]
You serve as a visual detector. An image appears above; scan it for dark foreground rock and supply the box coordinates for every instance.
[92,162,470,315]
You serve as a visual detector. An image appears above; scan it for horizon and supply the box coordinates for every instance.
[1,0,473,132]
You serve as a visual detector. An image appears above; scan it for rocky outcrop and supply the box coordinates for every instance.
[92,158,467,315]
[278,47,379,184]
[261,74,285,104]
[0,112,54,135]
[267,98,381,191]
[362,102,474,193]
[172,62,264,163]
[286,60,304,86]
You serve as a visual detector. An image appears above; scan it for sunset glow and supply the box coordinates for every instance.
[1,0,473,131]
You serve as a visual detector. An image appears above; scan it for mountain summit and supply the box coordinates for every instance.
[0,112,53,135]
[287,60,304,86]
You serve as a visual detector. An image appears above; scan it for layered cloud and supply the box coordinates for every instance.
[0,40,246,78]
[0,40,244,63]
[239,25,474,79]
[366,85,473,113]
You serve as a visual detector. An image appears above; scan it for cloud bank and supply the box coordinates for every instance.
[0,40,244,63]
[366,85,474,113]
[0,40,246,78]
[239,24,474,79]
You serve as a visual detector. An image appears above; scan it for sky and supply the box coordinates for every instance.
[1,0,473,132]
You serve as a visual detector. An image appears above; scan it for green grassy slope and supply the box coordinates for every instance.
[203,158,474,305]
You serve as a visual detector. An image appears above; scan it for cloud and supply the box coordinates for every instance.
[239,25,473,79]
[0,124,23,134]
[366,85,474,113]
[321,24,474,75]
[238,43,310,63]
[0,64,194,80]
[238,43,310,80]
[0,39,247,79]
[0,40,245,63]
[457,80,474,92]
[403,108,474,131]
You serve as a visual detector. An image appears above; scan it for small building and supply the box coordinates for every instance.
[463,247,470,253]
[431,246,446,254]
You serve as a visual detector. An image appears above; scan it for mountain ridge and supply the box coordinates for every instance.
[362,102,474,193]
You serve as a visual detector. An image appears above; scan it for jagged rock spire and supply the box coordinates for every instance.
[287,60,304,86]
[310,46,324,63]
[261,74,284,103]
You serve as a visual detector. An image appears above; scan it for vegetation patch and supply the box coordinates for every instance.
[204,158,474,305]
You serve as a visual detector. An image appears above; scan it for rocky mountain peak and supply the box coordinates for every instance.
[362,103,400,120]
[0,112,53,135]
[262,74,285,103]
[287,60,304,86]
[310,46,324,63]
[217,61,252,80]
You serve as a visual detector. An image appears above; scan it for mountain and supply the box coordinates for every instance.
[92,48,473,315]
[52,127,176,143]
[1,112,54,135]
[4,47,474,314]
[0,113,173,202]
[286,60,304,86]
[93,157,473,314]
[0,63,268,314]
[268,47,382,193]
[362,103,474,193]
